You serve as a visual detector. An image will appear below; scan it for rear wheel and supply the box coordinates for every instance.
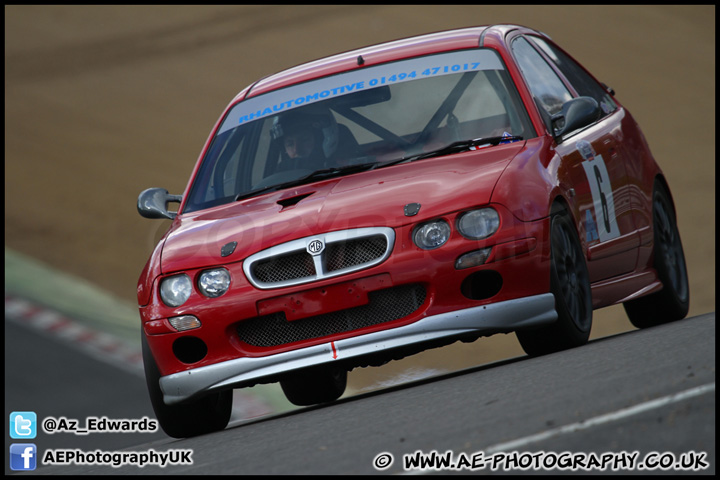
[623,182,689,328]
[142,335,232,438]
[280,366,347,406]
[517,208,592,356]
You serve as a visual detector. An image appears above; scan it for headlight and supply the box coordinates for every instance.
[413,220,451,250]
[160,274,192,307]
[198,268,231,298]
[457,208,500,240]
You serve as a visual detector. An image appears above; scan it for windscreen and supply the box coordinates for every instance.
[184,49,534,213]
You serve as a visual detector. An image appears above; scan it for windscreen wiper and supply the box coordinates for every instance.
[235,161,378,202]
[379,135,524,168]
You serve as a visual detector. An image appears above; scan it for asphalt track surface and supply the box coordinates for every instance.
[5,312,715,475]
[4,5,716,476]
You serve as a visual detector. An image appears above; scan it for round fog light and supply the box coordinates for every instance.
[198,268,231,298]
[413,220,451,250]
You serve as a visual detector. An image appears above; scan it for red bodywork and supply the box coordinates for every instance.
[138,25,667,382]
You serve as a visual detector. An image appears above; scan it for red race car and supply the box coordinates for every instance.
[137,24,689,437]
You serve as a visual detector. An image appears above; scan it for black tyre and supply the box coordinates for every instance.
[280,366,347,406]
[517,209,592,356]
[623,182,689,328]
[142,335,232,438]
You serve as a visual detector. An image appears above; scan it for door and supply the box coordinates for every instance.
[510,34,639,282]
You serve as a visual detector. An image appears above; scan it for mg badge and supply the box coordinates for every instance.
[307,239,325,255]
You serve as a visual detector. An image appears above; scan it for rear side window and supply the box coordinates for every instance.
[527,35,617,116]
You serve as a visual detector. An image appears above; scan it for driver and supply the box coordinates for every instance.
[271,105,339,171]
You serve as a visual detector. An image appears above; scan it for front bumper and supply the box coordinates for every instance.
[159,292,556,404]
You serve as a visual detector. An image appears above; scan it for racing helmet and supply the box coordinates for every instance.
[271,105,339,160]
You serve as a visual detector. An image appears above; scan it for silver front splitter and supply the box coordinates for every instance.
[159,293,556,404]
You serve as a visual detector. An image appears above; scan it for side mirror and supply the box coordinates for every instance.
[552,96,601,141]
[137,188,182,220]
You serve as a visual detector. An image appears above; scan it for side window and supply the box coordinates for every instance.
[511,36,572,116]
[527,36,617,116]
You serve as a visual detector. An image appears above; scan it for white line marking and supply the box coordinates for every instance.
[484,382,716,454]
[403,382,715,475]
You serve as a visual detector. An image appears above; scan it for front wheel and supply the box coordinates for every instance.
[280,366,347,407]
[623,182,689,328]
[516,209,592,356]
[142,335,232,438]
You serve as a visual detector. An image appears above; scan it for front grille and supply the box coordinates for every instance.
[244,227,395,289]
[253,251,315,284]
[236,284,426,347]
[325,236,388,272]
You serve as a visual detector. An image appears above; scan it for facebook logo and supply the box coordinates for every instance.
[10,444,37,471]
[10,411,37,439]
